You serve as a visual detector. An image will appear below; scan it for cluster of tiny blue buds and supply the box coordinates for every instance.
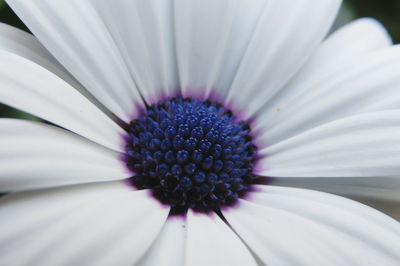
[124,97,257,213]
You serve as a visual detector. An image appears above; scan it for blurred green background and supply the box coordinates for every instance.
[0,0,399,119]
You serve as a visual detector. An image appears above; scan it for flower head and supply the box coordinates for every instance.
[1,0,400,265]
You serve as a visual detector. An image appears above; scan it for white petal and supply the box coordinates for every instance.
[223,185,400,266]
[185,210,257,266]
[257,110,400,177]
[0,22,114,114]
[93,0,179,104]
[361,198,400,221]
[0,51,124,151]
[7,0,145,121]
[0,23,81,89]
[0,119,129,191]
[270,176,400,220]
[0,181,131,245]
[271,176,400,202]
[289,17,392,99]
[0,187,169,266]
[255,44,400,147]
[254,18,393,147]
[174,0,266,100]
[225,0,341,119]
[138,217,186,266]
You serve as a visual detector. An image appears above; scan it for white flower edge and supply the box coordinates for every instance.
[223,185,400,266]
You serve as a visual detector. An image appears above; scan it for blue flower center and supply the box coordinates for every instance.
[124,97,257,213]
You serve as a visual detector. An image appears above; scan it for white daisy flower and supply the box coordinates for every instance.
[1,0,400,265]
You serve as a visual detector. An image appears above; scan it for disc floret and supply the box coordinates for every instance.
[125,97,257,213]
